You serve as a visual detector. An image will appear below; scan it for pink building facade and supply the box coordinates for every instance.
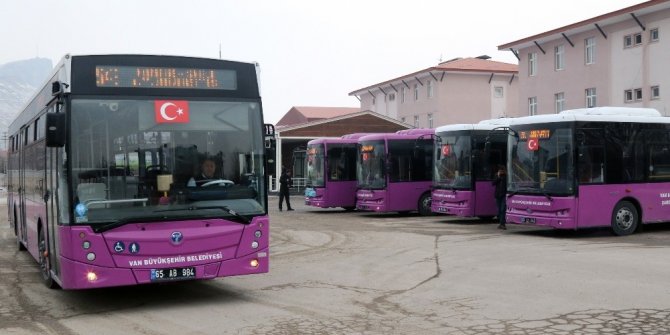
[499,0,670,116]
[349,57,520,128]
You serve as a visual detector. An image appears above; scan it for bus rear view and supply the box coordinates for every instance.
[356,129,434,215]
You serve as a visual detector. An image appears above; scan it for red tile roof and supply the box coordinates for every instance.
[276,106,360,126]
[349,57,518,95]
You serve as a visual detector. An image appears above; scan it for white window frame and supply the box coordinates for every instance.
[554,44,565,71]
[635,88,643,101]
[401,117,406,124]
[427,80,434,98]
[388,93,395,101]
[372,96,376,105]
[651,85,660,99]
[624,89,634,102]
[413,115,419,127]
[401,87,406,103]
[650,28,659,42]
[494,86,504,98]
[585,37,595,65]
[528,97,537,116]
[414,84,419,101]
[625,33,643,48]
[555,92,565,113]
[586,88,596,108]
[427,113,433,128]
[528,52,537,76]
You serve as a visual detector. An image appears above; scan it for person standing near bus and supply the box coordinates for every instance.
[493,166,507,230]
[279,168,294,211]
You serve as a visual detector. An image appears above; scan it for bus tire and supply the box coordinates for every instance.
[478,216,494,221]
[38,227,58,289]
[611,201,639,236]
[342,206,356,211]
[418,193,432,216]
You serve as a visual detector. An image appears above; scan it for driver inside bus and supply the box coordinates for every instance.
[187,158,217,187]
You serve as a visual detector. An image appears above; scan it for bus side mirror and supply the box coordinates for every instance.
[46,113,66,147]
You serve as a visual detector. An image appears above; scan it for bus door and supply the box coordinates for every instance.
[45,106,62,276]
[17,126,27,244]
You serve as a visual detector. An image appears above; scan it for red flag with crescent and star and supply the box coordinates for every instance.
[155,100,190,123]
[527,138,539,151]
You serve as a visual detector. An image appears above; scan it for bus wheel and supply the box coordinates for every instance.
[418,193,432,216]
[38,228,57,289]
[611,201,639,236]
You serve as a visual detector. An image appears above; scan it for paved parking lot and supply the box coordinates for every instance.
[1,194,670,334]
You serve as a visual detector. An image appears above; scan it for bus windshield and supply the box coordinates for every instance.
[306,144,325,187]
[357,140,386,189]
[69,98,266,227]
[434,132,472,190]
[508,126,575,196]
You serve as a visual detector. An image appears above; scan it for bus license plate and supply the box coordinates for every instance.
[151,267,196,282]
[523,217,536,224]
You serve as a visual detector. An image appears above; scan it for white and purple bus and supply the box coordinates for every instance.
[432,119,509,218]
[7,54,271,289]
[506,107,670,235]
[356,129,434,215]
[304,133,368,210]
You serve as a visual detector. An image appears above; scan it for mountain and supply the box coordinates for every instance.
[0,58,53,140]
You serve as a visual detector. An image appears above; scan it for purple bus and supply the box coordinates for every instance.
[7,54,271,289]
[506,107,670,235]
[304,134,368,210]
[432,119,509,218]
[356,129,434,215]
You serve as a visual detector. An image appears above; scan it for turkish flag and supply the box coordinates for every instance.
[155,100,190,123]
[441,144,451,156]
[527,138,539,151]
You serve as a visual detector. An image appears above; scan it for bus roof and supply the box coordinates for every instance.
[307,133,373,146]
[359,129,434,141]
[509,107,669,126]
[435,118,512,133]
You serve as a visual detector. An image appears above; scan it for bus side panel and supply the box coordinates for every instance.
[507,195,577,229]
[473,181,497,217]
[24,198,44,261]
[325,181,357,208]
[577,183,670,228]
[388,181,431,212]
[431,189,475,217]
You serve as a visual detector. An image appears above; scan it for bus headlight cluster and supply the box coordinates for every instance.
[254,230,262,238]
[251,241,259,249]
[86,271,98,282]
[250,259,259,268]
[82,241,91,249]
[86,253,96,261]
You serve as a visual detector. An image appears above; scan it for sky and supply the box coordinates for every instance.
[0,0,644,124]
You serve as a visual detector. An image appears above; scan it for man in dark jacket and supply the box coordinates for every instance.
[493,166,507,230]
[279,168,294,211]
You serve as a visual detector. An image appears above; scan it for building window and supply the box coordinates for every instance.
[625,89,633,102]
[586,88,597,108]
[414,84,419,101]
[528,52,537,76]
[494,86,504,98]
[427,80,434,98]
[555,92,565,113]
[388,93,396,101]
[413,115,419,127]
[372,96,376,105]
[651,86,660,99]
[635,88,643,101]
[401,87,406,103]
[585,37,595,65]
[554,44,565,71]
[427,113,433,128]
[528,97,537,116]
[624,32,643,48]
[650,28,659,42]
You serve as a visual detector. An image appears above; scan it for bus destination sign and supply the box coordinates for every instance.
[95,66,237,90]
[519,129,551,140]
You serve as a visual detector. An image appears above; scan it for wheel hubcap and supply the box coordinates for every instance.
[615,208,634,230]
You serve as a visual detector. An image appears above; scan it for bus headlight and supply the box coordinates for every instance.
[254,230,262,238]
[250,259,259,268]
[251,241,259,249]
[86,253,96,261]
[82,241,91,249]
[86,271,98,282]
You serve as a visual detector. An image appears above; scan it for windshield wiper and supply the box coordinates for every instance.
[155,205,250,224]
[541,191,553,201]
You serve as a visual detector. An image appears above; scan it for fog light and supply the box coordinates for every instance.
[250,259,259,268]
[254,230,262,238]
[251,241,259,249]
[82,241,91,249]
[86,271,98,282]
[86,253,96,261]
